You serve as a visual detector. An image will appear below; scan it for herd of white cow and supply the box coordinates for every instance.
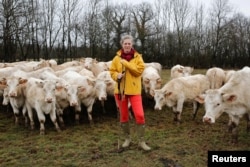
[0,58,249,143]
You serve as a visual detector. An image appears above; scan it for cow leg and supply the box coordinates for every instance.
[58,114,65,128]
[22,106,29,128]
[101,100,106,114]
[14,113,19,125]
[192,101,200,120]
[36,110,46,135]
[230,116,240,144]
[12,107,20,125]
[175,99,184,123]
[74,105,81,125]
[26,104,35,130]
[85,97,95,124]
[50,110,61,132]
[227,115,233,133]
[86,105,93,125]
[172,108,181,124]
[231,122,238,144]
[172,106,181,123]
[175,112,181,124]
[56,107,65,128]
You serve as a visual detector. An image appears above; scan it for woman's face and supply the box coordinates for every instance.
[122,39,132,53]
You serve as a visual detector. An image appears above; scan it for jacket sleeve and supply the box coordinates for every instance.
[122,54,145,77]
[109,56,120,82]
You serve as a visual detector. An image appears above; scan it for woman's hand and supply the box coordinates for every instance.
[117,72,125,80]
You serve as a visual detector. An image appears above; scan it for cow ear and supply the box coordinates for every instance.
[178,66,184,72]
[164,91,172,97]
[195,94,205,104]
[19,78,28,84]
[105,80,113,86]
[0,78,7,86]
[87,78,95,86]
[78,86,86,92]
[222,93,237,103]
[156,78,162,84]
[63,84,70,91]
[144,78,150,84]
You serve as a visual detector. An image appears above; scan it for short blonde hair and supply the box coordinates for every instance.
[120,34,134,46]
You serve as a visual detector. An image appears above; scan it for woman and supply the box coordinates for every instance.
[109,34,151,151]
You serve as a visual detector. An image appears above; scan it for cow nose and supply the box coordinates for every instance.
[9,92,17,97]
[70,102,78,107]
[154,107,161,111]
[2,101,8,105]
[203,117,211,123]
[100,96,107,101]
[46,98,53,103]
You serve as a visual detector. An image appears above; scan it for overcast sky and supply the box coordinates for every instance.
[111,0,250,17]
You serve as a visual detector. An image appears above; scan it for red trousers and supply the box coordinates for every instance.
[114,94,145,124]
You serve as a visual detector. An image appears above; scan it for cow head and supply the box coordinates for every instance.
[202,89,227,124]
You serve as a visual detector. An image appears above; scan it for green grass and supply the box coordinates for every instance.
[0,69,249,167]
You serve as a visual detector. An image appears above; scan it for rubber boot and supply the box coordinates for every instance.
[121,122,131,148]
[137,124,151,151]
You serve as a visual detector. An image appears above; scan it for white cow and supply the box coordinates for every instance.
[95,71,116,113]
[33,60,81,71]
[89,61,109,77]
[106,60,112,70]
[154,74,209,123]
[55,82,79,127]
[24,78,61,134]
[0,67,19,79]
[78,68,95,78]
[197,66,250,143]
[80,57,97,69]
[61,71,96,124]
[145,62,162,74]
[142,66,162,97]
[80,57,109,76]
[170,64,194,79]
[32,59,57,70]
[206,67,226,89]
[32,70,79,128]
[224,69,236,83]
[5,77,28,126]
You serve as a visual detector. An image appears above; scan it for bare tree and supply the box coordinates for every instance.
[192,2,206,67]
[208,0,232,66]
[145,0,165,62]
[83,0,102,58]
[40,0,61,59]
[157,0,175,66]
[0,0,23,62]
[99,0,114,61]
[223,14,250,67]
[171,0,192,60]
[131,2,155,57]
[111,3,129,50]
[13,0,42,61]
